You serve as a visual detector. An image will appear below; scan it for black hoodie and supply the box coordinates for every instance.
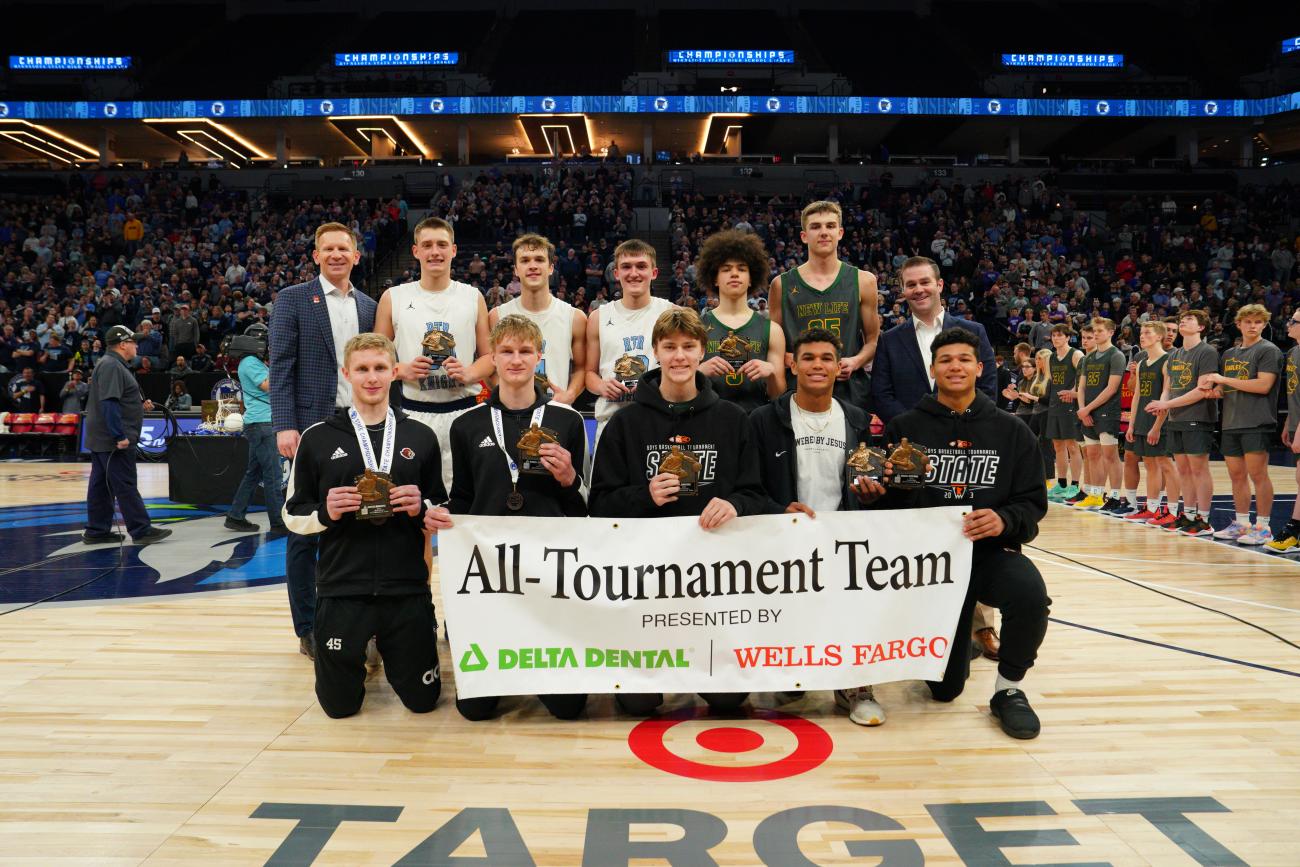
[878,392,1047,555]
[747,392,872,514]
[284,408,446,597]
[448,386,588,517]
[589,368,767,518]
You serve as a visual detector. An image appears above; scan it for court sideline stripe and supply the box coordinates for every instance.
[1026,543,1300,652]
[1048,617,1300,678]
[1028,554,1300,614]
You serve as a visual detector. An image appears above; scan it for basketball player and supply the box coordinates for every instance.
[769,200,879,408]
[590,308,767,715]
[444,315,588,720]
[748,327,883,726]
[1124,321,1180,525]
[1044,324,1084,502]
[1266,312,1300,554]
[1201,304,1282,545]
[862,328,1050,739]
[1062,326,1094,505]
[1074,319,1125,511]
[585,239,675,449]
[1146,310,1219,537]
[283,333,445,718]
[376,217,494,493]
[488,234,587,405]
[695,230,786,411]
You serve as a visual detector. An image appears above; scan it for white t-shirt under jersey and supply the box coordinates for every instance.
[388,279,482,403]
[497,294,576,392]
[594,295,674,422]
[790,397,845,513]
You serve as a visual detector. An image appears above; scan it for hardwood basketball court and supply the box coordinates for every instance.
[1,461,1297,865]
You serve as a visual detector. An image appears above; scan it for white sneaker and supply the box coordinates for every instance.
[1212,520,1250,541]
[1239,526,1273,546]
[835,686,885,726]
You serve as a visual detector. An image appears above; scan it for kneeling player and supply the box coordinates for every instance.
[862,328,1051,739]
[284,334,446,718]
[590,307,768,715]
[749,327,883,725]
[442,314,589,720]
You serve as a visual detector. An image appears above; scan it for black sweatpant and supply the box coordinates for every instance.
[456,693,588,721]
[928,546,1050,702]
[1027,412,1054,481]
[315,593,441,718]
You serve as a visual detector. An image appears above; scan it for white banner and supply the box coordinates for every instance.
[438,508,972,699]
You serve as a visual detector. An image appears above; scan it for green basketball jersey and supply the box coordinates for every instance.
[778,262,863,357]
[703,309,772,413]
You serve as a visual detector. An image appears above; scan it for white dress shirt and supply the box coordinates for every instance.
[913,314,943,388]
[320,274,360,408]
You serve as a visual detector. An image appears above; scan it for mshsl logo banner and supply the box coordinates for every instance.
[439,508,972,698]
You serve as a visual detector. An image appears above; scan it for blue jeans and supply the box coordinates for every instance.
[228,422,286,528]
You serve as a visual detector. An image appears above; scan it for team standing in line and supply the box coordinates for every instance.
[266,199,1292,740]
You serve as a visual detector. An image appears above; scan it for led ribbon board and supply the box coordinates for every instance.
[668,50,795,64]
[334,52,457,67]
[9,56,131,70]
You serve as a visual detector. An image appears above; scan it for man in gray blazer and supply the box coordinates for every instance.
[270,222,377,659]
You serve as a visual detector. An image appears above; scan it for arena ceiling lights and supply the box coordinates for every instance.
[699,113,750,155]
[326,115,429,158]
[142,118,268,167]
[0,120,97,164]
[517,114,592,156]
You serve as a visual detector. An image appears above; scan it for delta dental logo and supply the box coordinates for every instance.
[0,499,288,606]
[458,642,689,672]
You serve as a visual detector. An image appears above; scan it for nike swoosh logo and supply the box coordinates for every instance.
[775,450,787,457]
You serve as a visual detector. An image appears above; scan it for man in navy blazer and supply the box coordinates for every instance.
[871,256,998,425]
[270,222,377,659]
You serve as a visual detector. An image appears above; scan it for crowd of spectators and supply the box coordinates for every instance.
[1,170,407,409]
[6,166,1300,414]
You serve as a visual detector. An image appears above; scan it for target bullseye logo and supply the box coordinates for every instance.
[628,707,832,782]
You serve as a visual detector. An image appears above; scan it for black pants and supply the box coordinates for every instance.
[1027,412,1054,480]
[616,692,749,716]
[928,546,1050,702]
[314,593,441,718]
[86,449,152,539]
[457,693,588,721]
[285,530,319,638]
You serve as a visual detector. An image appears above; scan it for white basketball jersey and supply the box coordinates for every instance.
[388,279,482,402]
[498,295,576,392]
[594,296,674,421]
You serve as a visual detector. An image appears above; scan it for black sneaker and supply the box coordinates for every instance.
[1100,497,1123,514]
[1180,517,1214,537]
[990,688,1041,739]
[132,527,172,545]
[1165,513,1194,533]
[266,526,290,539]
[1065,489,1088,504]
[299,634,316,660]
[224,516,259,532]
[82,531,124,544]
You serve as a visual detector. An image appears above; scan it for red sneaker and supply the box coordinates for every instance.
[1125,508,1157,522]
[1147,506,1178,528]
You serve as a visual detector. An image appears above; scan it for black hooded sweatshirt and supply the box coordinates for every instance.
[589,368,768,519]
[448,386,588,517]
[877,391,1047,556]
[284,408,445,597]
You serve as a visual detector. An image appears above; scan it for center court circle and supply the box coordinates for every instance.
[628,707,833,782]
